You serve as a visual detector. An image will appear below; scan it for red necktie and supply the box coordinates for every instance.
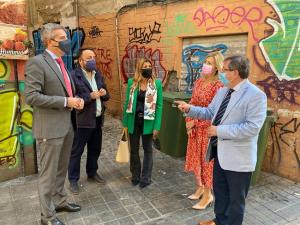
[56,57,73,97]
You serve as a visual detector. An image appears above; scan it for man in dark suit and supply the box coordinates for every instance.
[25,23,83,225]
[68,48,110,194]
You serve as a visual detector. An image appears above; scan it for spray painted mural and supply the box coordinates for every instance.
[257,0,300,105]
[0,59,33,170]
[121,44,167,83]
[182,44,227,93]
[32,27,85,71]
[112,0,300,180]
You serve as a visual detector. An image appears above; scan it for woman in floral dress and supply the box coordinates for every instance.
[185,52,224,210]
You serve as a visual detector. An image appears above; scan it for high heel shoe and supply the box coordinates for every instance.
[192,194,213,210]
[188,186,204,200]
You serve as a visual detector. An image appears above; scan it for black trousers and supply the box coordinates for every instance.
[213,151,252,225]
[68,116,103,182]
[129,116,153,184]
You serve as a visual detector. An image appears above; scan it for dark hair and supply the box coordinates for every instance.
[77,48,95,59]
[224,55,249,79]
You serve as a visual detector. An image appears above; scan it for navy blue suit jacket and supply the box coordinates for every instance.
[71,67,110,128]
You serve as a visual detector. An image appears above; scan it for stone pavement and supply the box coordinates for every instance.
[0,115,300,225]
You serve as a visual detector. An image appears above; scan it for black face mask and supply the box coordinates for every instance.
[141,68,152,78]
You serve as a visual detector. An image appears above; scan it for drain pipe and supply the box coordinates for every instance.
[114,13,123,109]
[75,0,80,55]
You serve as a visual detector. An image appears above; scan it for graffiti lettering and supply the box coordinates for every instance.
[0,155,16,166]
[121,45,166,82]
[257,76,300,105]
[270,118,300,171]
[32,27,85,71]
[182,44,227,93]
[193,5,263,42]
[88,26,103,38]
[94,48,113,80]
[129,21,161,44]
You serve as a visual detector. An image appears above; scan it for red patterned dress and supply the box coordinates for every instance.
[185,78,223,188]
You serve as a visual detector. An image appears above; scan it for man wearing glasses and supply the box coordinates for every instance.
[176,55,267,225]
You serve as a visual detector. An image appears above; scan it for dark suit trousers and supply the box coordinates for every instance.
[68,116,103,182]
[129,116,153,184]
[213,152,252,225]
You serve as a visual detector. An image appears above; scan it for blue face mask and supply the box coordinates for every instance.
[85,59,97,72]
[218,72,229,85]
[52,39,71,54]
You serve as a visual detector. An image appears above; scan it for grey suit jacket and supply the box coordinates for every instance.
[187,80,267,172]
[25,51,75,139]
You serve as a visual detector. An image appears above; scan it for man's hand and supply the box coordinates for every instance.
[174,100,191,113]
[77,98,84,110]
[67,97,84,109]
[90,91,101,99]
[153,130,159,139]
[208,125,217,137]
[98,88,107,97]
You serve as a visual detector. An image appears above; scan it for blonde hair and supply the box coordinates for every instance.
[206,51,224,76]
[132,58,156,90]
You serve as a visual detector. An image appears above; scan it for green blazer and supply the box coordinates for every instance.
[123,78,163,135]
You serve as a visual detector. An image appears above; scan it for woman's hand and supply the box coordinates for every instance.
[186,120,194,136]
[186,120,194,130]
[153,130,159,139]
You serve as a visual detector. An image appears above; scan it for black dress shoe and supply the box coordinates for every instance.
[131,179,139,186]
[56,203,81,212]
[139,182,150,188]
[69,181,79,194]
[41,217,65,225]
[87,173,106,184]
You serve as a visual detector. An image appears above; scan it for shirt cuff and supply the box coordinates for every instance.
[64,97,67,107]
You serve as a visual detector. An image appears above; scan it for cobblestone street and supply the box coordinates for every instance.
[1,116,300,225]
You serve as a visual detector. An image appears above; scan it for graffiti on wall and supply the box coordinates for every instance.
[88,26,103,38]
[259,0,300,81]
[182,44,228,93]
[257,0,300,105]
[0,59,33,168]
[0,90,19,166]
[162,13,196,46]
[129,21,162,44]
[121,45,167,82]
[269,117,300,172]
[32,27,85,71]
[193,5,263,42]
[94,48,113,80]
[257,77,300,105]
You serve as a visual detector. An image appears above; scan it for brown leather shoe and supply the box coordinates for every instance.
[198,219,216,225]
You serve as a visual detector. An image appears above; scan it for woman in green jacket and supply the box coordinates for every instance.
[123,58,163,188]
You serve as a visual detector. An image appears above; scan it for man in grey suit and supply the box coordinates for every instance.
[25,23,84,225]
[176,55,267,225]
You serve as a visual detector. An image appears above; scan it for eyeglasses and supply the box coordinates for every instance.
[222,68,234,72]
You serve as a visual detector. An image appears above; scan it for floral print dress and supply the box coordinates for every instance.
[185,78,223,188]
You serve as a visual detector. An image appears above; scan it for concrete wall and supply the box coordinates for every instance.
[27,0,300,182]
